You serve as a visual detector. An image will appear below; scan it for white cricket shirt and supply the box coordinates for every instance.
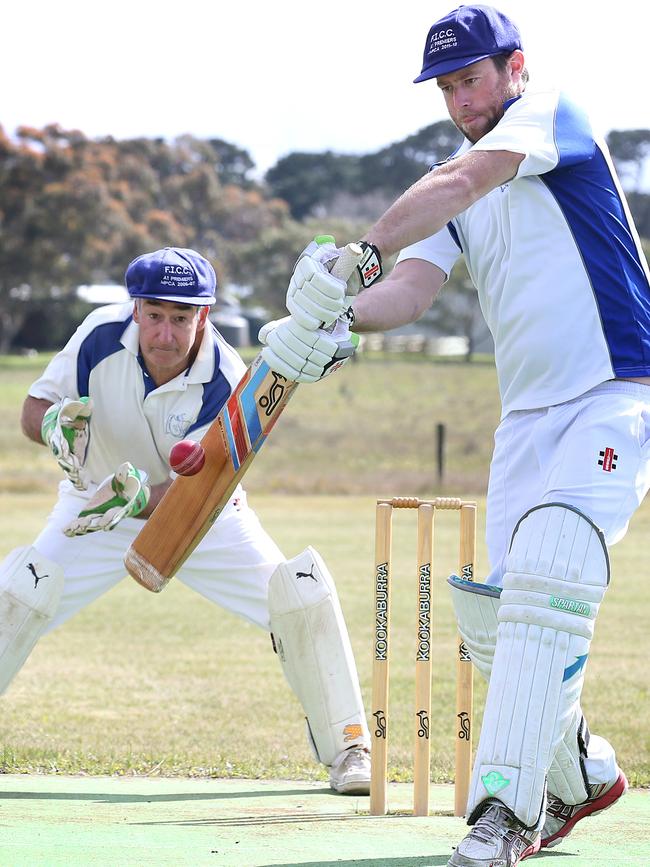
[397,89,650,417]
[29,303,246,485]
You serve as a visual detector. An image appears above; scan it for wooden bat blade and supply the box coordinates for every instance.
[124,353,297,592]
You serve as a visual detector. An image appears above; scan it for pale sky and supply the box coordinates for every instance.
[4,1,649,177]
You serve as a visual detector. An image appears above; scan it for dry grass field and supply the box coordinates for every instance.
[0,352,648,788]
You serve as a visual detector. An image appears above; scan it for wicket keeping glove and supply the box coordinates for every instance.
[259,316,359,383]
[63,462,150,536]
[41,397,93,490]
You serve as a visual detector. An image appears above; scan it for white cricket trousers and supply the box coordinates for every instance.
[33,484,284,634]
[484,379,650,784]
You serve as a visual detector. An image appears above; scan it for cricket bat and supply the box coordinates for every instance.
[124,243,362,592]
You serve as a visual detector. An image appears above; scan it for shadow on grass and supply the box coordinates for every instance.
[0,786,331,804]
[259,851,573,867]
[257,858,450,867]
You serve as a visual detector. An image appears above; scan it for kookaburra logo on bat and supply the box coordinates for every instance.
[259,372,287,416]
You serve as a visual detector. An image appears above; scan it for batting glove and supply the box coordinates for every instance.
[286,236,350,330]
[63,462,150,536]
[287,235,383,332]
[259,316,359,383]
[41,397,93,490]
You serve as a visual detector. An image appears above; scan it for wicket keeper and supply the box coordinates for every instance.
[1,246,371,794]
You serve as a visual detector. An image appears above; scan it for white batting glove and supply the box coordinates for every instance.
[286,237,351,330]
[287,237,383,331]
[41,397,93,490]
[63,462,150,537]
[259,316,359,383]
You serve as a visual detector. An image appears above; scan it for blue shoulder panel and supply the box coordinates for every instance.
[553,93,596,168]
[542,131,650,375]
[77,317,132,396]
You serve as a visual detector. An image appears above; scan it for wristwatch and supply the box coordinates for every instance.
[341,305,356,328]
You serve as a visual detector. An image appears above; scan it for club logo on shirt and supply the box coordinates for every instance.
[598,447,618,472]
[165,413,192,437]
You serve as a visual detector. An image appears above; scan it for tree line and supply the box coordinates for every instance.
[1,122,649,354]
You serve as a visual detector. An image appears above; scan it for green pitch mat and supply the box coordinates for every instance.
[0,775,647,866]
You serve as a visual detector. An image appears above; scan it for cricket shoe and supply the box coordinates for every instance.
[541,768,628,849]
[329,747,371,795]
[447,801,541,866]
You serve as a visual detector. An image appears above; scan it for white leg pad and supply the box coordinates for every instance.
[467,504,609,828]
[448,575,501,682]
[268,547,369,765]
[0,546,64,696]
[546,711,590,804]
[450,573,592,808]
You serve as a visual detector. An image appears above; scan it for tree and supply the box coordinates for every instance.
[265,152,361,220]
[358,120,461,194]
[607,129,650,192]
[227,217,367,316]
[0,126,287,351]
[207,138,256,188]
[264,121,462,222]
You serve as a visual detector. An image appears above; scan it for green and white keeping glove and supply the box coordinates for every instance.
[259,316,359,383]
[41,397,93,490]
[63,462,150,537]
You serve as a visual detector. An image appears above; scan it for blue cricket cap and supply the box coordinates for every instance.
[126,247,217,306]
[414,4,522,83]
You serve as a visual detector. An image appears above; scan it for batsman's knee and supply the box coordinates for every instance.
[501,502,609,636]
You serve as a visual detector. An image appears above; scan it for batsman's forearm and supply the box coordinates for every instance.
[351,258,446,332]
[363,150,523,257]
[364,162,476,257]
[352,281,431,332]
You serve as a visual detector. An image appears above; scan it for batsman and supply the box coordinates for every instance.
[1,246,371,794]
[260,4,650,865]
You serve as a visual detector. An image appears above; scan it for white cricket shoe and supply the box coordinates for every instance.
[541,768,628,848]
[448,801,541,866]
[329,747,371,795]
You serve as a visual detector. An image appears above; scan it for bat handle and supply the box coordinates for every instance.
[330,242,364,289]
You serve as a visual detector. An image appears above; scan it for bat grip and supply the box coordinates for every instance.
[330,242,363,289]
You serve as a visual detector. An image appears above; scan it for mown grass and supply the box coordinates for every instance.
[0,352,648,787]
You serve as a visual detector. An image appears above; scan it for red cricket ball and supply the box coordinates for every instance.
[169,439,206,476]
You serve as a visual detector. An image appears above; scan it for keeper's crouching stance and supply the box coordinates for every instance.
[3,245,371,795]
[0,534,370,794]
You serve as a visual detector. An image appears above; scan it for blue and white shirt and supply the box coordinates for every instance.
[397,89,650,417]
[29,303,246,485]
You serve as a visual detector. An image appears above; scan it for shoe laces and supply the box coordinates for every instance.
[471,804,531,847]
[338,748,368,770]
[332,747,367,771]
